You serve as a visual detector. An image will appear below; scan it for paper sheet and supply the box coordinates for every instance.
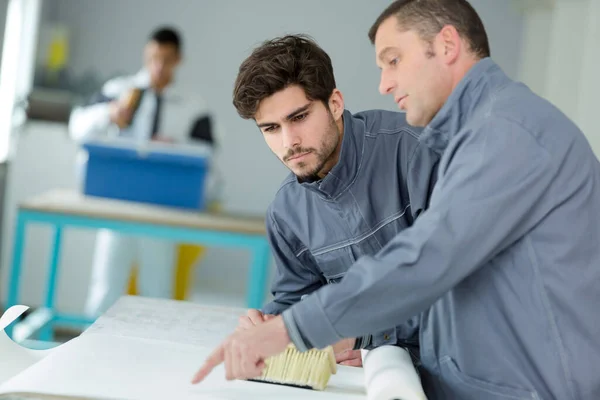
[0,306,57,386]
[362,346,427,400]
[83,296,245,348]
[0,333,367,400]
[3,299,428,399]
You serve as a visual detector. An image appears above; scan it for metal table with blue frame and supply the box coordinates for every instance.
[4,189,271,343]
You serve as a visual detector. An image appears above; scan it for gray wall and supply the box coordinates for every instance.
[46,0,524,214]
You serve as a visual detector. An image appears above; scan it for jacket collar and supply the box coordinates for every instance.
[300,109,364,199]
[420,57,508,152]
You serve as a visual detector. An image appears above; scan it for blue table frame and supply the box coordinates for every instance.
[5,193,271,342]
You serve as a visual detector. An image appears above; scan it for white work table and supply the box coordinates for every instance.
[0,296,368,400]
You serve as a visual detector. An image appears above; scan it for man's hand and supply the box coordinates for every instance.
[108,101,133,129]
[236,309,275,331]
[191,315,290,384]
[151,136,175,143]
[332,338,363,367]
[109,88,142,128]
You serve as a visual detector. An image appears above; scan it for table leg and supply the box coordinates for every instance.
[246,240,271,309]
[38,225,63,341]
[5,212,27,338]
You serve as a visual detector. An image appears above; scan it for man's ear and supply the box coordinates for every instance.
[437,25,461,65]
[172,49,183,68]
[328,89,345,120]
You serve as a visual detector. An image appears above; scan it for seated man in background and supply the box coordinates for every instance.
[233,34,440,366]
[68,26,222,317]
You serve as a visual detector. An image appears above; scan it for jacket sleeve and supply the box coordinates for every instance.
[68,102,113,144]
[261,210,325,315]
[68,84,121,144]
[283,117,556,351]
[362,136,439,349]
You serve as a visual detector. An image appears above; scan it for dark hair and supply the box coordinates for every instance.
[368,0,490,59]
[149,27,182,53]
[233,34,336,120]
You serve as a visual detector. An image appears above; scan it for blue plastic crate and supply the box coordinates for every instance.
[82,141,210,210]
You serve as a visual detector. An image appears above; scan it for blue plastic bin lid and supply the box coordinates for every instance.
[83,138,212,167]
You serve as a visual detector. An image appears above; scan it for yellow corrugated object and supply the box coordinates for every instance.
[250,345,337,390]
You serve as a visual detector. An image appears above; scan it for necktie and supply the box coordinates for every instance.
[150,92,162,138]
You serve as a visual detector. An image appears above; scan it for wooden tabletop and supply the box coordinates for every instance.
[19,189,266,235]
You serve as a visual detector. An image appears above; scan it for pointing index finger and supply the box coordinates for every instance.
[191,345,225,384]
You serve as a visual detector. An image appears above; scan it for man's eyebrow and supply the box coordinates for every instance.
[284,103,311,120]
[256,121,276,129]
[378,47,396,61]
[256,103,312,128]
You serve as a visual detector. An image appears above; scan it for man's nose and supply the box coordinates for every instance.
[281,126,301,149]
